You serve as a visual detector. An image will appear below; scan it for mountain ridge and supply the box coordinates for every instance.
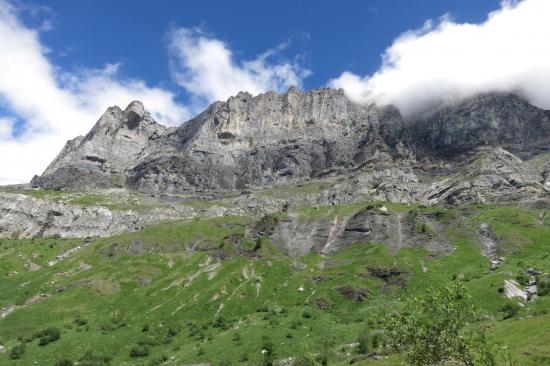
[31,88,550,196]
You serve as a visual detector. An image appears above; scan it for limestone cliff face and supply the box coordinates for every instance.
[32,101,166,189]
[407,93,550,159]
[31,88,550,195]
[127,88,407,194]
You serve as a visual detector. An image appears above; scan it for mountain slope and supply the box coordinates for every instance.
[1,202,549,365]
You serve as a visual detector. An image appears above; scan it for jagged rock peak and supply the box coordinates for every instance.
[32,101,167,190]
[124,100,145,114]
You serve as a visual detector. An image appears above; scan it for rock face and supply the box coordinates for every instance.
[271,207,453,257]
[406,93,550,159]
[0,192,200,239]
[423,148,547,206]
[126,88,406,194]
[32,101,166,190]
[31,88,550,197]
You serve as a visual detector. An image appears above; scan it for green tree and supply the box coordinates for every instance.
[381,281,495,366]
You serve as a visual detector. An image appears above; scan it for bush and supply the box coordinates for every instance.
[167,325,180,337]
[499,302,521,319]
[212,315,227,329]
[301,310,312,319]
[357,331,370,354]
[9,344,26,359]
[260,336,276,366]
[129,345,149,357]
[74,317,88,326]
[37,327,61,346]
[79,351,112,366]
[254,214,279,236]
[537,277,550,296]
[137,335,158,346]
[147,354,168,366]
[55,359,73,366]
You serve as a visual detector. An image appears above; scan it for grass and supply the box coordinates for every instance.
[0,187,169,212]
[0,203,549,365]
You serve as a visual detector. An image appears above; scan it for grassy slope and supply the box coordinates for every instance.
[0,203,549,365]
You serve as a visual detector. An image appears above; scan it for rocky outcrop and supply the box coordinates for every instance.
[271,206,453,257]
[0,192,196,239]
[423,148,548,206]
[32,101,167,189]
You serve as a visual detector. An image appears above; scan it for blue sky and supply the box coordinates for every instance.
[35,0,500,100]
[0,0,549,184]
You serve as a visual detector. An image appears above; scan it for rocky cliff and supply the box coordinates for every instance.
[29,88,550,199]
[31,101,166,190]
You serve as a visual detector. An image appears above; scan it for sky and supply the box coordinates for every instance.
[0,0,549,184]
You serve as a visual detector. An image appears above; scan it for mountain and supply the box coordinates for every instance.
[1,88,550,366]
[31,101,166,190]
[31,88,550,195]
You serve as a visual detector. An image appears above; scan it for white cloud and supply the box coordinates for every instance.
[168,27,311,108]
[329,0,550,117]
[0,3,311,185]
[0,0,188,185]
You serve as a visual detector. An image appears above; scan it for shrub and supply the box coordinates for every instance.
[167,324,180,337]
[260,336,276,366]
[499,302,521,319]
[254,214,279,236]
[357,331,370,354]
[55,359,73,366]
[37,327,61,346]
[537,277,550,296]
[9,344,26,359]
[147,354,168,366]
[79,351,112,366]
[129,345,149,357]
[137,335,158,346]
[212,315,227,329]
[74,317,88,326]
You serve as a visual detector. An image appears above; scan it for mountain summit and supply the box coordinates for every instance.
[31,88,550,195]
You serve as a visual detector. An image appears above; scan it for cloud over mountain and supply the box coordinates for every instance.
[330,0,550,117]
[0,1,309,184]
[168,27,310,108]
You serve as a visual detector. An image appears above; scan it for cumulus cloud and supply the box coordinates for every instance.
[329,0,550,117]
[0,0,189,185]
[0,2,311,185]
[168,27,311,108]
